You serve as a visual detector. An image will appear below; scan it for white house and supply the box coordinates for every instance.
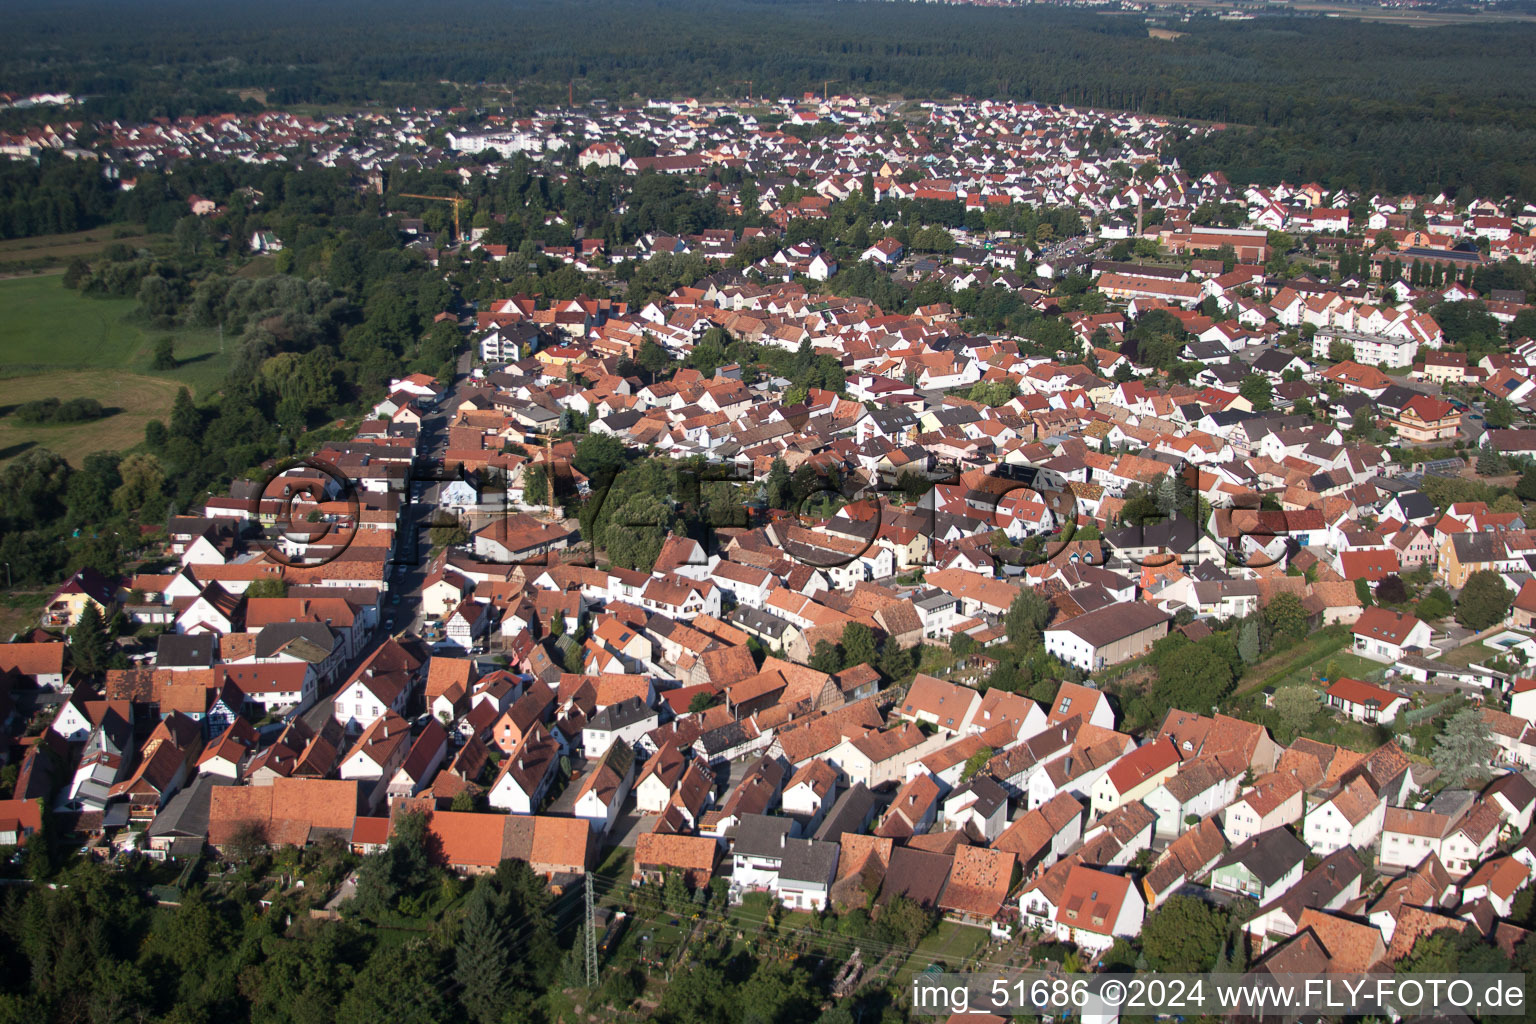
[1325,677,1410,724]
[1050,864,1145,954]
[572,740,636,834]
[730,813,796,892]
[581,697,660,759]
[487,724,562,813]
[1303,776,1386,855]
[1223,772,1304,844]
[1351,607,1433,662]
[775,838,840,911]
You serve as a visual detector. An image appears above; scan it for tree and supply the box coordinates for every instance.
[572,432,628,477]
[1375,574,1408,605]
[1456,569,1513,630]
[1518,467,1536,503]
[1236,618,1260,665]
[1141,895,1227,972]
[338,948,449,1024]
[1004,587,1050,646]
[877,640,915,682]
[1272,686,1319,740]
[688,691,715,713]
[112,452,165,516]
[169,386,200,440]
[151,336,176,370]
[840,622,877,669]
[874,894,937,948]
[896,470,931,503]
[350,810,435,920]
[1432,707,1495,787]
[1149,642,1234,716]
[959,747,994,782]
[522,463,549,508]
[810,640,843,674]
[1263,592,1308,646]
[68,602,111,676]
[637,339,674,378]
[1417,586,1454,621]
[223,819,268,865]
[1486,397,1518,430]
[456,880,516,1024]
[764,458,792,510]
[245,577,287,599]
[429,514,468,550]
[1239,374,1273,411]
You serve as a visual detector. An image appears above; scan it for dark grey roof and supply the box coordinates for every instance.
[1050,602,1170,647]
[156,633,216,668]
[815,782,877,841]
[1184,341,1232,362]
[1189,561,1233,582]
[1215,826,1308,886]
[589,696,657,732]
[1484,770,1536,811]
[729,812,795,858]
[727,605,791,639]
[928,407,983,428]
[598,410,644,431]
[877,846,952,908]
[949,775,1007,818]
[697,720,749,755]
[1205,363,1248,386]
[1375,385,1419,413]
[1255,846,1362,919]
[1392,492,1436,519]
[867,407,918,432]
[1251,349,1301,374]
[1451,531,1502,564]
[778,837,841,885]
[1104,515,1200,556]
[147,774,234,840]
[254,622,338,661]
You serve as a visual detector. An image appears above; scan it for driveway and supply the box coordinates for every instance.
[609,810,660,850]
[1433,624,1478,653]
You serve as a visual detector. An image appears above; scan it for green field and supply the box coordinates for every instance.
[0,275,231,465]
[0,225,167,274]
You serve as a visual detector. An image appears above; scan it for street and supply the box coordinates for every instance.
[297,342,476,731]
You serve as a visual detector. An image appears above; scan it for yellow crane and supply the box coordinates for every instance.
[397,192,468,240]
[822,79,840,103]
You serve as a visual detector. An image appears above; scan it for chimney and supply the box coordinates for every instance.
[779,832,787,849]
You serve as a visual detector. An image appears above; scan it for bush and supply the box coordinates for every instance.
[11,397,106,424]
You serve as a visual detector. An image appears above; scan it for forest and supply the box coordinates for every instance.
[6,0,1536,199]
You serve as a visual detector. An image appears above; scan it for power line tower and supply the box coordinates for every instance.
[583,872,598,988]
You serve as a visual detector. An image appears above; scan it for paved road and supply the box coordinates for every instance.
[296,336,475,731]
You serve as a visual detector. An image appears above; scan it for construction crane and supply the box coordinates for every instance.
[397,193,468,240]
[822,79,840,103]
[735,79,755,103]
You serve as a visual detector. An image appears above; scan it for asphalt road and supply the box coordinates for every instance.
[297,340,475,731]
